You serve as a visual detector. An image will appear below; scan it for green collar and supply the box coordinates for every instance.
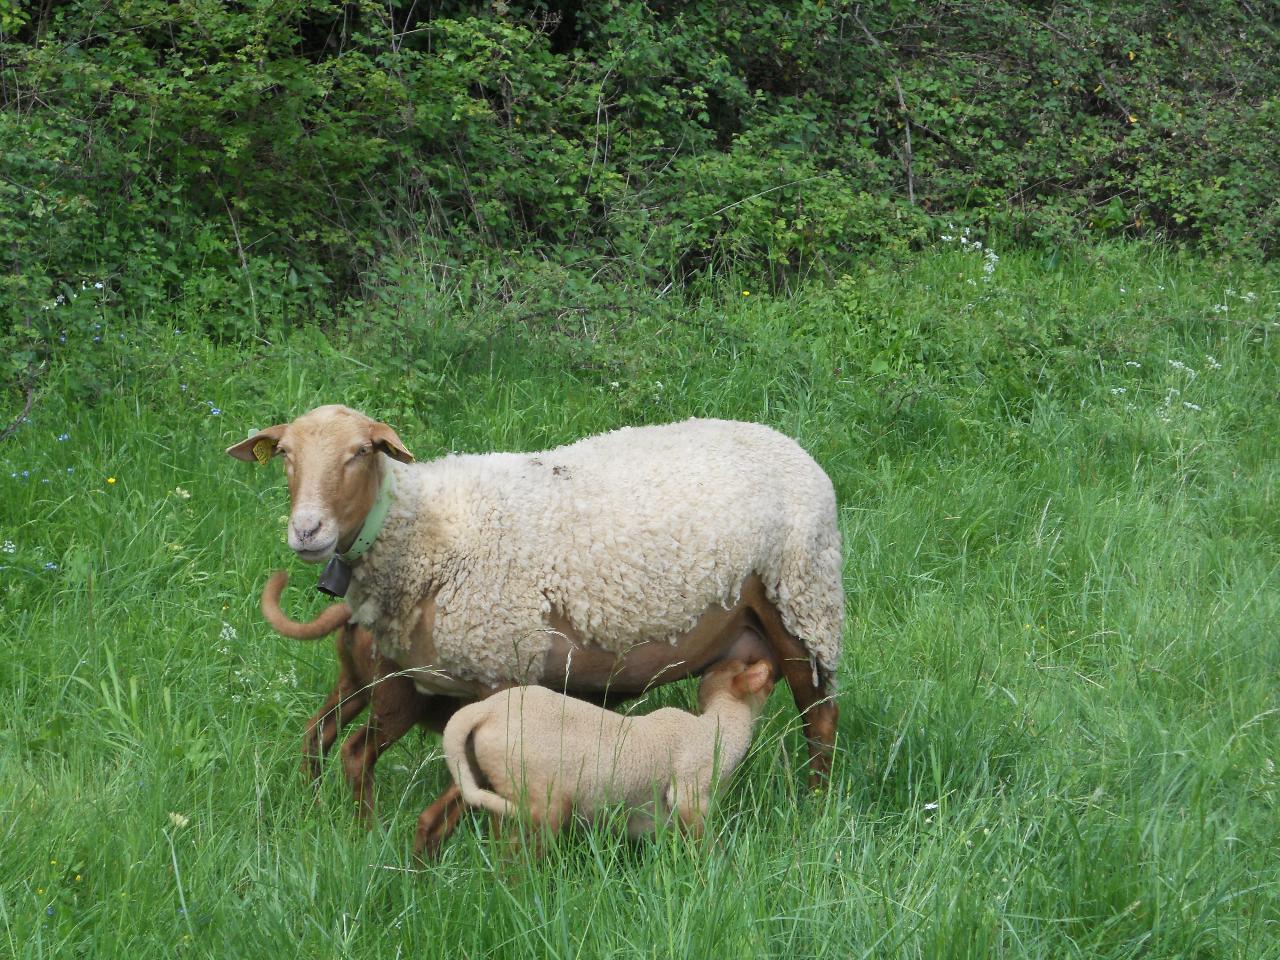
[342,466,394,562]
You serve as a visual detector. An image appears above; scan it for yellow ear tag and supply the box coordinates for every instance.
[252,439,275,465]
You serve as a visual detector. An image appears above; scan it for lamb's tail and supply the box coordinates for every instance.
[260,570,351,640]
[442,704,519,818]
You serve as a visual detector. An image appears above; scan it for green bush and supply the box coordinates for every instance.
[1,0,1276,346]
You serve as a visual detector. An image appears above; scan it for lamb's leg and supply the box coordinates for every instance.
[521,795,571,861]
[339,659,427,821]
[413,784,466,859]
[753,603,838,786]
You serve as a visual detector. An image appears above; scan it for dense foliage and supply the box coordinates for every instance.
[2,0,1277,349]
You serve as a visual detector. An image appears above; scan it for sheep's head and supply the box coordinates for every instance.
[227,404,413,563]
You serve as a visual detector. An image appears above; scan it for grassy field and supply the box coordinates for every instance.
[2,241,1277,958]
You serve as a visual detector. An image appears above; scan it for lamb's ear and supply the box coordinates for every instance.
[370,422,414,463]
[738,660,775,696]
[227,424,287,463]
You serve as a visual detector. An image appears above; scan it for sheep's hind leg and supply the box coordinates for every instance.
[753,601,838,787]
[413,784,466,859]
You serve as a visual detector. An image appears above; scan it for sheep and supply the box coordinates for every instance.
[260,571,462,819]
[228,404,843,854]
[441,658,776,847]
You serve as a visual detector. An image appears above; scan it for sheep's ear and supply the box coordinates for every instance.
[737,660,774,696]
[227,424,287,463]
[371,422,414,463]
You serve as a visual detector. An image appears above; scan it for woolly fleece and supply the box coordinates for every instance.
[347,418,843,687]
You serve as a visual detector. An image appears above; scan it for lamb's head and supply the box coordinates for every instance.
[698,659,776,716]
[227,404,413,563]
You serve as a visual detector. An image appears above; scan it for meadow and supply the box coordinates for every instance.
[2,241,1277,958]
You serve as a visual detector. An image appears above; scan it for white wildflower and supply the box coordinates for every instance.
[1183,402,1202,411]
[1167,359,1196,379]
[174,486,191,499]
[923,802,940,811]
[1110,387,1127,395]
[168,812,189,829]
[1,540,14,554]
[1124,361,1141,368]
[1205,356,1222,370]
[1242,291,1257,303]
[1211,304,1229,314]
[220,621,237,643]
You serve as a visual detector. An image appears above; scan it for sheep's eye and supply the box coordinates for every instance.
[347,445,371,465]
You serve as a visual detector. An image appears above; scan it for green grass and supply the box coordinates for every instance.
[2,242,1277,958]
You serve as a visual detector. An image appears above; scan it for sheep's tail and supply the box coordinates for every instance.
[260,570,351,640]
[442,705,519,818]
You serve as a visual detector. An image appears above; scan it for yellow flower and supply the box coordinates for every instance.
[741,291,750,297]
[1128,51,1135,61]
[1128,115,1137,124]
[106,477,116,485]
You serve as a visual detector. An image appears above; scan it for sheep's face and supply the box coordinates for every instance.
[698,658,775,715]
[227,404,413,563]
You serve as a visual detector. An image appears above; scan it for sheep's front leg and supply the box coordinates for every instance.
[339,659,424,821]
[301,680,370,783]
[302,627,372,783]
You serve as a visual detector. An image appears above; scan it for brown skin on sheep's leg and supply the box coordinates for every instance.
[749,596,838,786]
[339,657,463,821]
[413,785,467,860]
[301,626,373,783]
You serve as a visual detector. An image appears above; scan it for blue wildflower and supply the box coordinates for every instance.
[46,906,54,916]
[210,407,222,416]
[57,433,69,442]
[92,336,101,343]
[44,562,58,571]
